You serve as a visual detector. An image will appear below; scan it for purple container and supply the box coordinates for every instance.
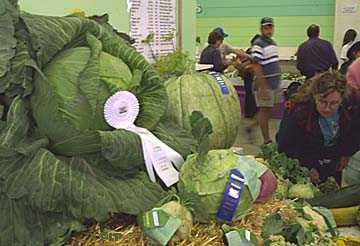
[234,85,285,119]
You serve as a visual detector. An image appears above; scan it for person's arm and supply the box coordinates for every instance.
[249,45,267,90]
[212,49,228,73]
[296,46,306,75]
[340,45,348,62]
[277,111,301,159]
[329,43,339,70]
[277,109,323,183]
[346,66,360,90]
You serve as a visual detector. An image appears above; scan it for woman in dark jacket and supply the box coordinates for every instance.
[276,72,360,185]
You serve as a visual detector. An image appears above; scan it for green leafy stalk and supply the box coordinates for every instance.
[189,111,213,164]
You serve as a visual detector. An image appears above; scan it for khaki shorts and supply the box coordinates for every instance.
[254,88,282,108]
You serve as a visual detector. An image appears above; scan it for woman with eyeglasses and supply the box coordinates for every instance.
[276,72,360,185]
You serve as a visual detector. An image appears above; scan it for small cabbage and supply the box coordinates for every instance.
[179,149,253,222]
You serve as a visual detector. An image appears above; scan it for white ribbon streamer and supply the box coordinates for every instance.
[104,91,184,187]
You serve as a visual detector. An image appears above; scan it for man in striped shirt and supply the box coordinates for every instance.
[251,17,281,144]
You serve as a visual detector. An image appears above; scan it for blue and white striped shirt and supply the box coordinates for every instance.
[251,36,281,89]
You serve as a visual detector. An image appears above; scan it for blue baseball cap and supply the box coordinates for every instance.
[261,17,274,26]
[213,27,229,38]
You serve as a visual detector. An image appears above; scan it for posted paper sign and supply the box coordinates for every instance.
[129,0,177,62]
[341,4,358,15]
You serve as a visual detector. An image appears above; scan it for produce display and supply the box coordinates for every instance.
[0,1,359,245]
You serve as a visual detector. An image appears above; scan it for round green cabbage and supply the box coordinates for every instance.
[165,73,241,149]
[178,149,253,222]
[31,46,165,156]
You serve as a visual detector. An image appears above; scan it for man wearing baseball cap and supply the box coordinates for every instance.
[250,17,282,145]
[212,27,244,59]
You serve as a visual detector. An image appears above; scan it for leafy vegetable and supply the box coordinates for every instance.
[153,49,195,80]
[262,213,285,239]
[258,143,310,184]
[190,111,213,163]
[288,183,316,200]
[0,1,199,244]
[317,177,340,194]
[178,112,253,222]
[0,97,167,245]
[308,184,360,209]
[165,72,241,149]
[161,200,193,243]
[262,205,337,246]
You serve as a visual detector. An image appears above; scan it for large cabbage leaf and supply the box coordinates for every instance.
[0,0,17,78]
[0,191,84,246]
[0,97,167,245]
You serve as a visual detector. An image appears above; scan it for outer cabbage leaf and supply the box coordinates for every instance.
[0,190,84,246]
[99,129,144,176]
[5,148,167,221]
[0,0,17,78]
[152,121,197,158]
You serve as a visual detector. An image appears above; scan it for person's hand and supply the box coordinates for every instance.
[236,50,250,62]
[309,168,321,184]
[336,156,349,172]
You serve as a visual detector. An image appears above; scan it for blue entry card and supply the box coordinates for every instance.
[209,71,230,95]
[216,169,245,222]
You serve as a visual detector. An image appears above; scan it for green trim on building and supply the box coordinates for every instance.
[196,0,335,48]
[197,16,335,47]
[197,0,335,17]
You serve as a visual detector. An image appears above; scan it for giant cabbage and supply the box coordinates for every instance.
[0,1,196,244]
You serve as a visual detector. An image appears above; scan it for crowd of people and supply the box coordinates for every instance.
[199,17,360,186]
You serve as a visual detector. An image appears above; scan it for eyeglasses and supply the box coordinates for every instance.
[315,98,342,109]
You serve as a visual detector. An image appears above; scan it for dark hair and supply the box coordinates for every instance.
[347,41,360,60]
[250,34,261,45]
[293,71,348,103]
[208,31,224,45]
[307,24,320,38]
[342,29,357,46]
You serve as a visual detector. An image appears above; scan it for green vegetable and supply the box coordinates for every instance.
[178,112,253,222]
[161,201,193,243]
[0,1,194,244]
[288,184,315,199]
[262,208,336,246]
[318,177,340,194]
[0,97,167,245]
[31,34,166,157]
[153,49,195,80]
[258,143,310,184]
[275,179,290,200]
[262,213,285,239]
[165,73,241,149]
[308,184,360,208]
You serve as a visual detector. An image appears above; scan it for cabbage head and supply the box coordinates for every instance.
[178,149,253,222]
[31,34,167,156]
